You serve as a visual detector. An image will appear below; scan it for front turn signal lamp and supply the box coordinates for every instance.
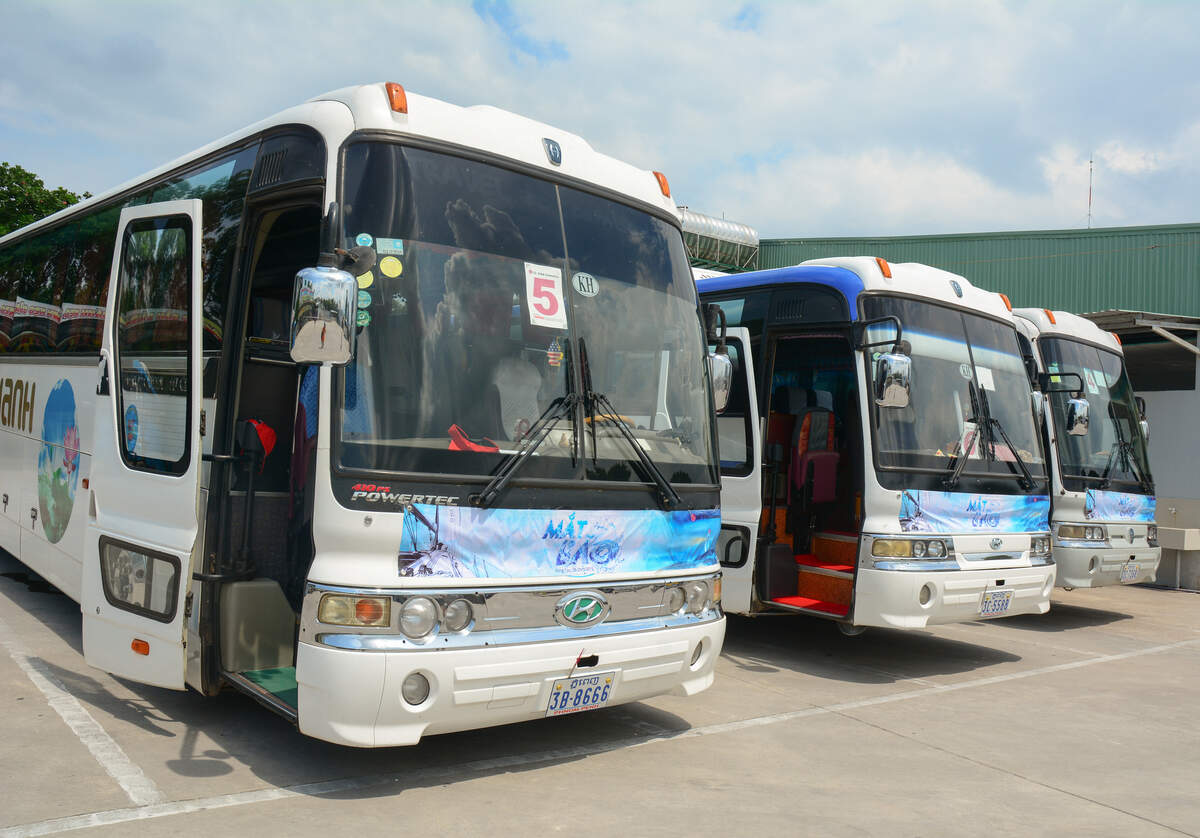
[318,594,392,627]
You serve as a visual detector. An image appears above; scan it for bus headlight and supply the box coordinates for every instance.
[442,599,473,633]
[684,580,709,614]
[1057,524,1108,544]
[1030,535,1051,558]
[871,538,949,559]
[1147,525,1158,547]
[400,597,438,638]
[317,594,391,627]
[666,586,687,613]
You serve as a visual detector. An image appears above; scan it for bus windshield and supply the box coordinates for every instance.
[335,142,715,486]
[863,296,1046,488]
[1039,337,1151,492]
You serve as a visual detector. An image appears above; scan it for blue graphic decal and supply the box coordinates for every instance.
[37,379,80,544]
[124,404,138,452]
[355,232,373,247]
[397,505,720,579]
[899,490,1049,534]
[1084,489,1155,523]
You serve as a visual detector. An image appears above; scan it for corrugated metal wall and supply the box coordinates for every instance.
[759,223,1200,316]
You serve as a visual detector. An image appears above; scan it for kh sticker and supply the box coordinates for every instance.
[376,237,404,256]
[356,309,371,327]
[379,256,403,277]
[355,233,373,247]
[572,272,598,297]
[358,290,372,309]
[357,271,374,289]
[959,363,973,380]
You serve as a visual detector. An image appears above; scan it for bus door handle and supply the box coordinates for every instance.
[96,350,110,396]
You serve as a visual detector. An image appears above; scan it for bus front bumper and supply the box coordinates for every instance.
[1054,545,1161,588]
[853,563,1055,629]
[295,617,725,747]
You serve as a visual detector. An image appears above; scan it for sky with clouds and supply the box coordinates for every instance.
[2,0,1197,239]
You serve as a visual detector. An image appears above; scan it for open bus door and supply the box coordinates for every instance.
[82,200,204,689]
[715,327,762,612]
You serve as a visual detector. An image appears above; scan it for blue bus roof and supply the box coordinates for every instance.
[694,265,865,321]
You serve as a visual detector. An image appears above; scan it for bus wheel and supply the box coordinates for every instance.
[837,622,866,637]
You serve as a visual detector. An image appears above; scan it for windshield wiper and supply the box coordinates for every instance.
[944,381,983,490]
[469,392,579,508]
[983,415,1036,490]
[1099,418,1152,493]
[578,338,682,510]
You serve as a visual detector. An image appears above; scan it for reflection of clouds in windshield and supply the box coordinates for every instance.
[419,200,556,435]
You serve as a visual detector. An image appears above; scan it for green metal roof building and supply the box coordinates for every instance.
[758,222,1200,317]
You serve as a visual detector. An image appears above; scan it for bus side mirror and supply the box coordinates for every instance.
[1065,397,1090,436]
[290,265,357,365]
[873,352,911,409]
[1031,391,1045,423]
[1140,419,1150,443]
[708,348,732,414]
[1135,395,1147,420]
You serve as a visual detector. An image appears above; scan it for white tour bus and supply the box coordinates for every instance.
[1013,309,1159,587]
[0,82,729,746]
[697,257,1056,632]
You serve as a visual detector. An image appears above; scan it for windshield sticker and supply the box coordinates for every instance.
[546,336,565,367]
[975,366,996,391]
[572,272,599,297]
[959,421,983,459]
[379,256,403,278]
[356,309,371,327]
[356,271,374,289]
[357,290,372,309]
[958,363,973,380]
[1084,489,1155,522]
[900,490,1050,534]
[525,263,568,330]
[396,505,719,579]
[355,233,373,247]
[1046,362,1060,374]
[376,237,404,256]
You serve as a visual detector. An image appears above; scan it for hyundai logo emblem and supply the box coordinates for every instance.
[1128,528,1136,542]
[950,280,964,298]
[990,537,1003,550]
[554,591,609,628]
[543,138,562,166]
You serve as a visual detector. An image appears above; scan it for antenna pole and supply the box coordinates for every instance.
[1087,155,1094,229]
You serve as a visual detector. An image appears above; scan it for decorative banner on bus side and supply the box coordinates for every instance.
[899,490,1050,534]
[396,505,720,579]
[1083,489,1155,523]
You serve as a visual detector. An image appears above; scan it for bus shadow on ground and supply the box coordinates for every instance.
[994,601,1132,632]
[719,614,1021,684]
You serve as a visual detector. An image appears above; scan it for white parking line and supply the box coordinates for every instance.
[0,612,165,809]
[4,635,1197,838]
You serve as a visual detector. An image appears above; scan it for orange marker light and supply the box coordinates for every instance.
[999,293,1012,311]
[875,257,892,278]
[385,82,408,114]
[1111,331,1121,345]
[1043,308,1057,324]
[653,171,671,198]
[82,478,89,490]
[131,639,150,656]
[355,598,385,625]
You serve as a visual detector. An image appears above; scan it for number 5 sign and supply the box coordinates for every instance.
[524,263,568,329]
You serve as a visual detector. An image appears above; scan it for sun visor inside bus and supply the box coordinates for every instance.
[249,129,326,193]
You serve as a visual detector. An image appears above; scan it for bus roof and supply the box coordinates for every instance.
[695,256,1011,323]
[2,82,677,246]
[1013,308,1122,353]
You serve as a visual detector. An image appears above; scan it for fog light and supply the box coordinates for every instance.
[666,586,686,613]
[402,672,430,705]
[400,597,438,638]
[442,599,473,632]
[919,583,933,606]
[690,642,704,667]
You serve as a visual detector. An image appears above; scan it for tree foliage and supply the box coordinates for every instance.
[0,162,91,237]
